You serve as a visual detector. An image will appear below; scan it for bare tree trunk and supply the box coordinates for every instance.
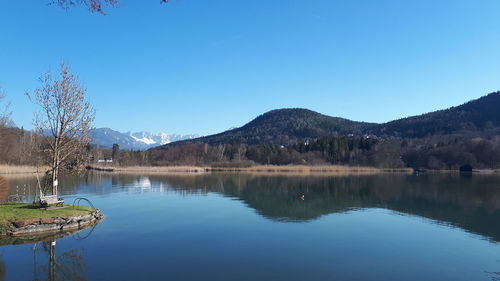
[52,137,58,195]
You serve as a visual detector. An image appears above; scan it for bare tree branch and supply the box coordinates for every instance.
[0,87,12,128]
[0,87,13,152]
[49,0,169,14]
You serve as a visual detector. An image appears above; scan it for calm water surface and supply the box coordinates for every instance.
[1,173,500,281]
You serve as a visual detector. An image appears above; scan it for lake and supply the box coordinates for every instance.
[1,173,500,281]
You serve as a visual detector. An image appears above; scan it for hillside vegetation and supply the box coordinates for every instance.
[191,109,374,145]
[151,92,500,170]
[371,92,500,138]
[169,92,500,145]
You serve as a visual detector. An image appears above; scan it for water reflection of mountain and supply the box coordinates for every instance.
[140,173,500,242]
[6,173,500,242]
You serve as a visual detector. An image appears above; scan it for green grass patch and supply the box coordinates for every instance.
[0,202,93,223]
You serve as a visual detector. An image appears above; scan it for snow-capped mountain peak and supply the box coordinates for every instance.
[130,134,157,145]
[91,128,202,150]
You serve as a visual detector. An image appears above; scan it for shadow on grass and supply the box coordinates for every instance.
[18,204,43,210]
[1,203,68,210]
[0,202,37,209]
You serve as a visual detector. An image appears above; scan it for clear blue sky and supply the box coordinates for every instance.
[1,0,499,135]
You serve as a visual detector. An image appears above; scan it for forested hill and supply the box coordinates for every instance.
[158,91,500,148]
[168,108,374,146]
[371,91,500,138]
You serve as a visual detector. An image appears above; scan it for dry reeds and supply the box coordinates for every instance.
[88,165,413,175]
[211,165,413,175]
[89,165,209,174]
[0,165,50,175]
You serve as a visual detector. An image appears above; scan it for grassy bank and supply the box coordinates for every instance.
[0,203,93,223]
[88,165,413,175]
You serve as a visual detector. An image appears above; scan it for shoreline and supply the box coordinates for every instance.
[87,165,210,174]
[2,164,499,176]
[86,165,414,175]
[0,204,104,237]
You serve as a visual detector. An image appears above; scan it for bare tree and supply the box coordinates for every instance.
[27,63,95,196]
[0,87,11,128]
[0,88,12,157]
[51,0,168,14]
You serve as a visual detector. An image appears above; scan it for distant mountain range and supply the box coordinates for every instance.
[91,128,201,150]
[159,91,500,147]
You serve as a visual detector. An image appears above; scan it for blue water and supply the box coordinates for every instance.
[1,173,500,281]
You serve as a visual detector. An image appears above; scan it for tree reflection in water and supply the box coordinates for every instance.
[0,177,9,203]
[31,240,86,281]
[33,238,87,281]
[487,271,500,281]
[0,177,8,281]
[0,257,5,281]
[487,262,500,281]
